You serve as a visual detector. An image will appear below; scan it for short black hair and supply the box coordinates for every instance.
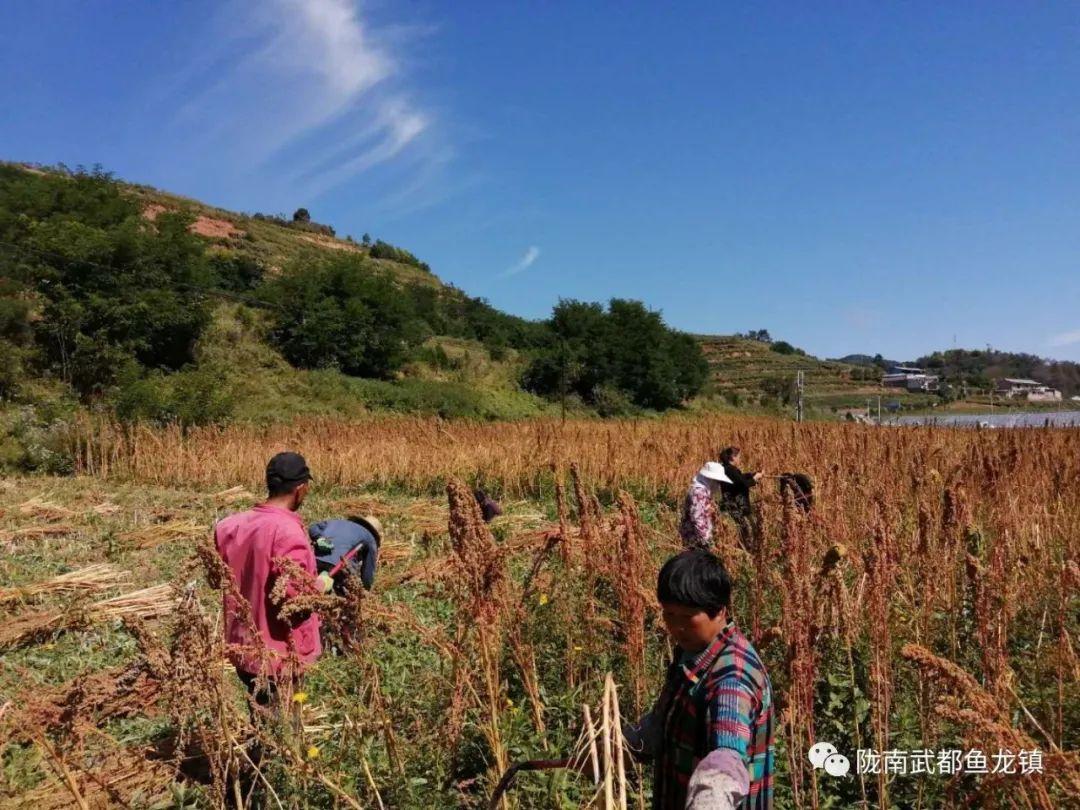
[719,446,740,464]
[656,550,732,617]
[267,478,305,498]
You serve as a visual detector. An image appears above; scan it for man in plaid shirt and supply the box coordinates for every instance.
[626,550,775,809]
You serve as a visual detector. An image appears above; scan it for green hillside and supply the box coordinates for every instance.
[695,335,939,414]
[0,162,558,440]
[4,160,1072,468]
[123,181,444,289]
[0,162,711,468]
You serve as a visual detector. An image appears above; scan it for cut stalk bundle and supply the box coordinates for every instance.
[0,564,129,606]
[21,743,175,809]
[90,584,175,621]
[119,519,207,549]
[0,524,76,544]
[18,497,75,520]
[0,584,175,650]
[4,658,163,743]
[210,484,254,504]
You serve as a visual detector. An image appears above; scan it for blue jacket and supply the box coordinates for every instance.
[308,519,379,590]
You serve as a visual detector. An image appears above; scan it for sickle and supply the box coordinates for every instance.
[488,757,573,808]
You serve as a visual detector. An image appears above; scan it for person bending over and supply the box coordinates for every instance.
[308,515,382,594]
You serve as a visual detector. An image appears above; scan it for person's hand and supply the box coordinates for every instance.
[316,572,334,594]
[753,472,764,482]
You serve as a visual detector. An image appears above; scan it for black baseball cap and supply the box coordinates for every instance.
[266,452,312,489]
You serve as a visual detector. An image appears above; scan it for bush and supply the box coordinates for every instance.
[209,252,263,292]
[0,405,75,474]
[770,340,802,355]
[413,344,461,371]
[592,384,636,417]
[369,240,430,272]
[759,376,793,405]
[111,366,234,427]
[261,255,421,379]
[345,377,541,420]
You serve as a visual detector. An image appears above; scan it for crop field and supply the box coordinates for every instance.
[1,415,1078,808]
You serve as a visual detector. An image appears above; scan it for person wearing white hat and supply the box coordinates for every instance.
[678,461,733,551]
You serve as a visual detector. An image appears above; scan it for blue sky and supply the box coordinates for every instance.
[2,1,1079,361]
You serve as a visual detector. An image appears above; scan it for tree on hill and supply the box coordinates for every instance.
[262,255,421,378]
[523,298,709,411]
[740,328,772,343]
[770,340,802,355]
[292,207,311,223]
[917,348,1080,395]
[369,239,431,272]
[0,165,214,399]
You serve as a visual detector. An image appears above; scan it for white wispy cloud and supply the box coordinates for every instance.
[501,246,540,278]
[171,0,437,201]
[1048,328,1080,348]
[297,100,430,196]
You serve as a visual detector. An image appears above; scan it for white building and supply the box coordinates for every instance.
[882,366,940,393]
[995,378,1062,401]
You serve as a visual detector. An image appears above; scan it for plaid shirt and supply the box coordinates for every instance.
[651,621,775,809]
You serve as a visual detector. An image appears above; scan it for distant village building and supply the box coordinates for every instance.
[995,378,1062,401]
[882,365,940,393]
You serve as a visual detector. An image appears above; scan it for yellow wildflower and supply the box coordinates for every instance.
[538,593,549,606]
[306,745,320,760]
[292,692,308,704]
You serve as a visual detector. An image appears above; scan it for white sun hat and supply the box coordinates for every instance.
[697,461,732,484]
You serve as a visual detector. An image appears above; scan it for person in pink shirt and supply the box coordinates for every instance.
[214,451,330,704]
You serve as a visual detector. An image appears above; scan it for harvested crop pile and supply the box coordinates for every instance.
[119,519,207,549]
[16,743,175,809]
[0,585,175,650]
[0,564,129,606]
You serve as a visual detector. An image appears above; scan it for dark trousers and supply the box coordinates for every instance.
[726,508,756,554]
[236,669,276,709]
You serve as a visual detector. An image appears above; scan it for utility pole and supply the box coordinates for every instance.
[795,370,804,422]
[559,339,568,425]
[877,395,881,422]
